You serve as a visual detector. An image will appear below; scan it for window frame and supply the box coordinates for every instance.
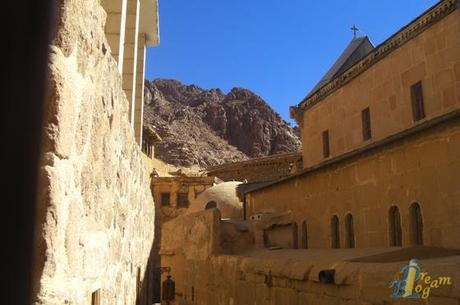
[410,81,425,122]
[322,130,330,158]
[361,107,372,141]
[161,192,171,207]
[176,192,189,208]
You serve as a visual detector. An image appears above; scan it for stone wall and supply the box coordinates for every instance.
[33,1,155,304]
[150,177,217,302]
[164,251,460,305]
[246,116,460,249]
[160,209,460,305]
[299,4,460,168]
[207,152,302,183]
[152,177,217,213]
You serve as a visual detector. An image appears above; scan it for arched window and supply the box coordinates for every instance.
[331,215,340,248]
[389,206,402,246]
[301,221,308,249]
[205,201,217,210]
[409,202,423,245]
[345,213,355,248]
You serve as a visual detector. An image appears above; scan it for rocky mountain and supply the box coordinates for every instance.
[143,79,301,168]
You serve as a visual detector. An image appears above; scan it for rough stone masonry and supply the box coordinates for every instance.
[33,1,155,304]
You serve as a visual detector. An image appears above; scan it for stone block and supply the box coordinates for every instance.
[105,13,122,33]
[126,0,138,15]
[124,27,137,40]
[453,61,460,81]
[433,69,455,89]
[442,86,456,108]
[101,0,123,13]
[122,73,134,89]
[105,33,120,55]
[122,58,135,74]
[36,1,155,305]
[123,43,135,59]
[401,62,426,87]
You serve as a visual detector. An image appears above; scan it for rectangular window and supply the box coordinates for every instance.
[161,192,170,206]
[91,289,100,305]
[322,130,330,158]
[361,107,372,141]
[411,81,425,121]
[177,193,189,208]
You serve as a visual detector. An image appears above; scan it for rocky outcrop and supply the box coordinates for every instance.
[144,79,301,168]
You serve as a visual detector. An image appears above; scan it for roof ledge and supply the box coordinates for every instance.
[140,0,160,46]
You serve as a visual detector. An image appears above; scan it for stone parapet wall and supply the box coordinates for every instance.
[33,1,155,304]
[207,152,302,183]
[160,211,460,305]
[168,251,460,305]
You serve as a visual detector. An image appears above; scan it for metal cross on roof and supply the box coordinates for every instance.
[351,25,359,38]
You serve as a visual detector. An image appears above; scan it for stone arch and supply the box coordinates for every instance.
[331,215,340,248]
[301,220,308,249]
[205,200,217,210]
[409,202,423,245]
[389,206,402,246]
[344,213,355,248]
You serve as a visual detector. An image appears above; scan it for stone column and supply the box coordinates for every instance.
[122,0,140,126]
[133,33,146,144]
[102,0,127,73]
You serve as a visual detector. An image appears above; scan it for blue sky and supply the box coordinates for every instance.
[145,0,438,125]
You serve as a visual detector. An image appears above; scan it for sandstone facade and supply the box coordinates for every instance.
[245,0,460,250]
[292,0,460,168]
[150,176,219,301]
[33,0,159,304]
[161,210,460,305]
[246,116,460,249]
[159,2,460,304]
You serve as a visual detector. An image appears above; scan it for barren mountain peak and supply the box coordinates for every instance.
[144,79,301,168]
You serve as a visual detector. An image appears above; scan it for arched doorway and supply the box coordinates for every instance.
[205,200,217,209]
[331,215,340,248]
[345,213,355,248]
[389,206,402,246]
[409,202,423,245]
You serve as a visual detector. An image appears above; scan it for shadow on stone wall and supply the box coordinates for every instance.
[137,186,162,305]
[8,0,53,304]
[136,240,161,305]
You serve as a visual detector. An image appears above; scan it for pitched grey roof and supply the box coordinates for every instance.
[307,36,374,97]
